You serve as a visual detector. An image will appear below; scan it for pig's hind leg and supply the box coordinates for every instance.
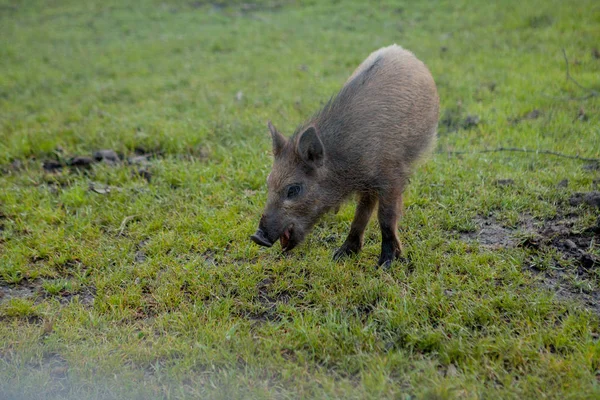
[376,188,404,268]
[333,191,377,260]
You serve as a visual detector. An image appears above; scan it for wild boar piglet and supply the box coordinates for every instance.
[251,44,439,268]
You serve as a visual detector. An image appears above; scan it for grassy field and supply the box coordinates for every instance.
[1,0,600,398]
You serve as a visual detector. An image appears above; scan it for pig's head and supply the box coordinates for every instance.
[251,121,331,252]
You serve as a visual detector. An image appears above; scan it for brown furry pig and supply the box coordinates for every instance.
[251,44,439,268]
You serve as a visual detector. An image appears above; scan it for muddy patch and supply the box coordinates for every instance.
[93,149,120,164]
[0,159,23,175]
[241,277,294,323]
[459,216,527,248]
[201,249,218,266]
[1,276,96,308]
[257,277,292,305]
[440,105,481,133]
[67,156,94,169]
[42,160,64,172]
[529,267,600,316]
[460,212,600,314]
[49,285,97,307]
[0,279,42,305]
[509,109,542,124]
[134,239,149,263]
[41,148,126,174]
[521,216,599,267]
[190,1,289,14]
[569,191,600,208]
[5,145,210,186]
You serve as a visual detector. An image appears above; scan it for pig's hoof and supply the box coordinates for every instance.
[377,256,396,270]
[377,251,401,269]
[333,242,360,261]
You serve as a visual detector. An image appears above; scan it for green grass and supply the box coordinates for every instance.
[1,0,600,398]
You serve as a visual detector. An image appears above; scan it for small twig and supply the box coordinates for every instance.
[439,147,600,163]
[117,215,137,236]
[562,48,595,93]
[542,49,598,101]
[545,49,599,100]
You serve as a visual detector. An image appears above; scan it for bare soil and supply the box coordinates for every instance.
[460,206,600,314]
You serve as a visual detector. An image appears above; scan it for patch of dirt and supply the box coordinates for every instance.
[569,192,600,208]
[462,115,480,129]
[510,109,542,124]
[257,277,292,305]
[230,256,259,266]
[51,286,96,307]
[42,160,63,172]
[132,167,152,182]
[127,154,153,182]
[521,216,599,269]
[0,280,41,305]
[530,269,600,316]
[236,1,287,14]
[1,259,95,308]
[127,154,150,165]
[201,249,218,266]
[66,156,94,169]
[460,211,600,314]
[0,277,96,308]
[54,259,87,277]
[355,294,382,318]
[494,179,515,187]
[190,1,288,14]
[440,106,481,133]
[199,246,259,267]
[8,145,209,184]
[459,216,525,248]
[242,277,294,322]
[133,239,149,263]
[93,149,120,164]
[0,159,23,175]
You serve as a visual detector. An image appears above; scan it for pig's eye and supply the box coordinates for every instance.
[286,184,303,199]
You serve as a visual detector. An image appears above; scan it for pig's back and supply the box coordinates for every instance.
[309,45,439,188]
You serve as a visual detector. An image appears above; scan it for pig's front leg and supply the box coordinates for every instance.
[333,191,377,260]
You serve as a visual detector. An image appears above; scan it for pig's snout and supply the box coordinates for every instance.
[250,215,275,247]
[250,228,274,247]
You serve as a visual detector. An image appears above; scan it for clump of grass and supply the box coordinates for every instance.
[1,298,38,319]
[42,279,76,296]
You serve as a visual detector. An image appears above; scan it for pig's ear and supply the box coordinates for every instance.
[297,126,324,167]
[267,120,286,156]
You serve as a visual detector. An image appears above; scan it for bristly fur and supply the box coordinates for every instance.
[294,55,383,138]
